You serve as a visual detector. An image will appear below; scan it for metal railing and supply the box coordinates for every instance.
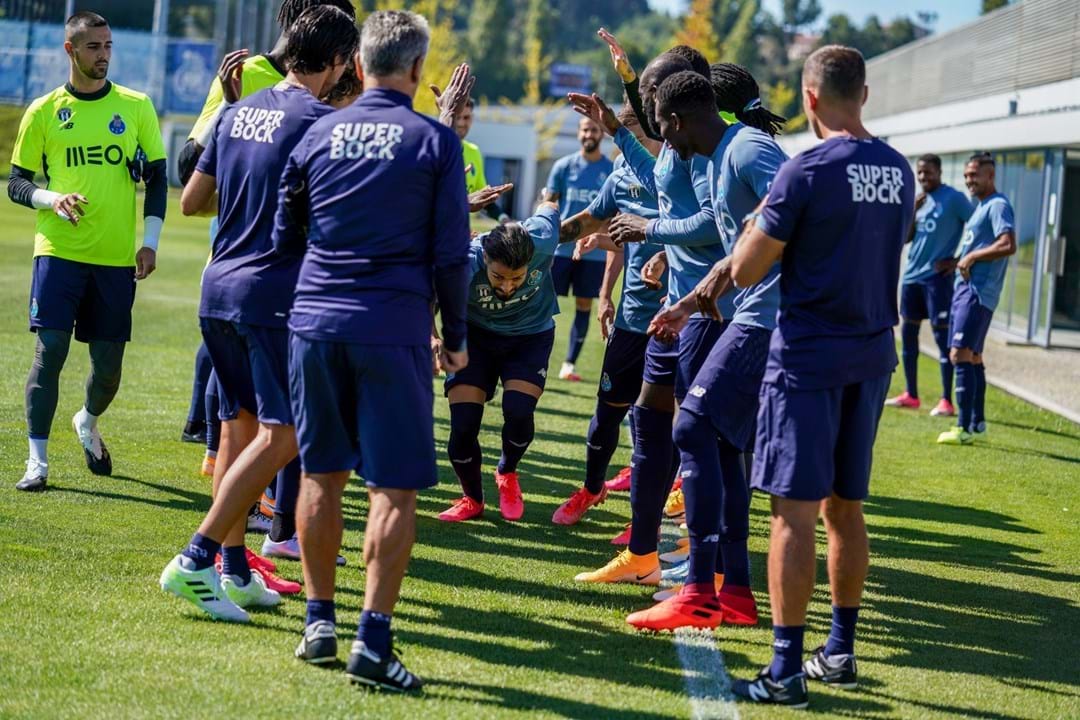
[865,0,1080,119]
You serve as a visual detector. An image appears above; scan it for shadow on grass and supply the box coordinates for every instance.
[49,474,211,512]
[989,418,1080,442]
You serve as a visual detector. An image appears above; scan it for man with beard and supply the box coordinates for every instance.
[10,11,167,491]
[543,117,613,382]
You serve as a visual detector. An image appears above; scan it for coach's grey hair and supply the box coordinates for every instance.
[360,10,430,78]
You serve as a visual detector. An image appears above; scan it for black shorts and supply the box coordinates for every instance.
[444,323,556,400]
[598,327,650,405]
[551,256,605,298]
[29,256,135,342]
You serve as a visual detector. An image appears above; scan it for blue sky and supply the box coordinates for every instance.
[647,0,983,34]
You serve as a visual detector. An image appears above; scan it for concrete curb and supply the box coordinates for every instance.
[919,342,1080,425]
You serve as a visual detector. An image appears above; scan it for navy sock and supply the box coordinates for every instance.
[585,401,630,494]
[221,545,250,584]
[932,325,953,401]
[181,532,221,571]
[973,363,986,429]
[566,308,591,364]
[270,456,301,542]
[673,411,721,588]
[768,625,805,681]
[717,439,750,588]
[901,322,920,398]
[627,408,637,454]
[187,342,213,425]
[306,599,336,626]
[955,362,974,430]
[824,606,859,657]
[357,609,392,658]
[628,405,675,556]
[448,402,485,502]
[271,512,296,544]
[204,372,221,454]
[498,391,537,474]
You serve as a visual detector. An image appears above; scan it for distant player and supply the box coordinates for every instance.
[8,12,167,492]
[728,46,914,707]
[158,6,358,620]
[550,105,666,525]
[937,153,1016,445]
[885,153,972,416]
[625,66,788,632]
[450,96,510,222]
[278,11,471,690]
[438,203,562,523]
[543,118,614,382]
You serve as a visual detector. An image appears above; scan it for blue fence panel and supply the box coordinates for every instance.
[165,41,216,115]
[0,20,30,103]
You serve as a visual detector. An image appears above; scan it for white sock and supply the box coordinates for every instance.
[29,437,48,465]
[74,406,99,432]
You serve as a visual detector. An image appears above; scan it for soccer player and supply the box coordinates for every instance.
[279,11,470,690]
[158,5,359,619]
[437,203,561,523]
[8,12,167,492]
[544,118,614,382]
[623,66,788,631]
[567,50,727,587]
[550,104,667,525]
[726,46,914,707]
[449,96,510,222]
[937,153,1016,445]
[886,153,973,416]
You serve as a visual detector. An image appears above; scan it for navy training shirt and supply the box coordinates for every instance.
[904,184,972,284]
[465,205,561,336]
[272,87,470,349]
[956,192,1015,311]
[198,84,333,328]
[545,151,613,261]
[586,155,666,334]
[758,136,915,390]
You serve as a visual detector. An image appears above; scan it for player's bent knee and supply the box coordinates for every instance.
[672,411,709,453]
[501,390,538,421]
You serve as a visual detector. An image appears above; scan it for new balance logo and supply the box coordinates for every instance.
[65,144,124,168]
[689,385,706,398]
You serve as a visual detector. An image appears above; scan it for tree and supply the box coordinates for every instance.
[411,0,466,116]
[982,0,1009,13]
[858,15,886,58]
[885,17,918,50]
[468,0,514,99]
[721,0,760,67]
[674,0,722,64]
[781,0,821,34]
[821,13,859,48]
[523,0,556,103]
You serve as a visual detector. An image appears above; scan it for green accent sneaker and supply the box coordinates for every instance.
[159,555,249,622]
[221,572,281,608]
[937,426,973,445]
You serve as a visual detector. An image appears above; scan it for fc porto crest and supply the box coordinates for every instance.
[527,269,542,286]
[108,113,126,135]
[600,372,612,392]
[30,298,39,319]
[57,108,72,123]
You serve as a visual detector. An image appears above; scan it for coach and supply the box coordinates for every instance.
[273,10,470,691]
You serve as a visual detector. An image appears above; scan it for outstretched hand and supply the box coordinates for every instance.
[566,93,621,136]
[597,28,636,83]
[468,183,514,213]
[432,63,476,128]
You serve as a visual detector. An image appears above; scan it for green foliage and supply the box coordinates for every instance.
[982,0,1010,13]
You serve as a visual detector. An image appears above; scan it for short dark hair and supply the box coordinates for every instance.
[482,223,534,270]
[918,153,942,169]
[968,151,995,167]
[666,45,710,78]
[710,62,786,137]
[324,59,361,105]
[803,45,866,102]
[465,97,476,109]
[65,11,108,42]
[278,0,355,32]
[656,70,716,119]
[284,6,359,75]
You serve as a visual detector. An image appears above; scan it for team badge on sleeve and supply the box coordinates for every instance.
[57,108,72,123]
[109,114,126,135]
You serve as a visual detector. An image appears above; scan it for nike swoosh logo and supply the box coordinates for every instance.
[635,573,652,581]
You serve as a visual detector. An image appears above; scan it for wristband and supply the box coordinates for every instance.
[142,216,163,251]
[31,188,62,212]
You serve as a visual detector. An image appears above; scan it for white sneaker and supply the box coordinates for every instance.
[72,412,111,476]
[247,511,272,534]
[262,535,347,566]
[558,362,581,381]
[159,555,249,622]
[16,459,49,492]
[221,571,281,608]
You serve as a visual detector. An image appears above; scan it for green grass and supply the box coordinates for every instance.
[0,193,1078,719]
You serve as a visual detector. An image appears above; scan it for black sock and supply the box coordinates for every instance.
[271,512,296,543]
[566,308,590,364]
[498,391,537,474]
[628,405,675,556]
[584,401,630,494]
[901,322,920,397]
[932,325,953,401]
[448,402,485,502]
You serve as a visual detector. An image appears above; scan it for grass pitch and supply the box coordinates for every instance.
[0,193,1077,719]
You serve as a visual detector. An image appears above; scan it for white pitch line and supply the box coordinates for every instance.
[659,517,741,720]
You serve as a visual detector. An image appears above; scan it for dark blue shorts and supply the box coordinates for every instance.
[751,373,891,502]
[676,316,728,402]
[680,323,771,452]
[289,334,436,489]
[642,335,678,388]
[201,318,292,425]
[29,256,136,342]
[949,282,994,354]
[598,327,650,405]
[444,323,555,400]
[551,256,605,298]
[900,273,954,325]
